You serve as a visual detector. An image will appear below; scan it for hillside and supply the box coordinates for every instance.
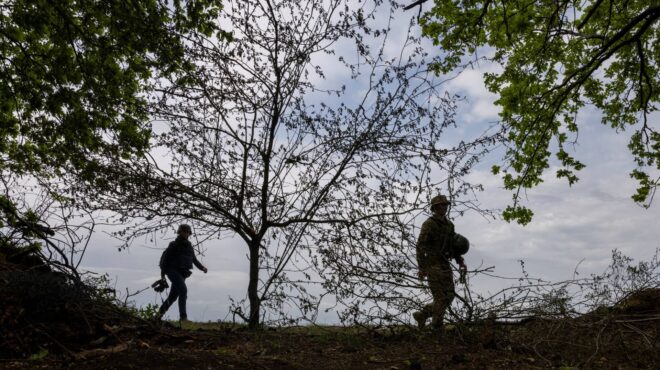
[1,246,658,369]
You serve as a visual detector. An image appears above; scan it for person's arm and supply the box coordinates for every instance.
[416,221,432,279]
[193,255,208,273]
[455,255,467,283]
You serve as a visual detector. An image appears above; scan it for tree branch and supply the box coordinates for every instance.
[403,0,430,11]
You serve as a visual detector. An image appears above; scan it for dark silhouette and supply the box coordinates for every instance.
[158,224,208,321]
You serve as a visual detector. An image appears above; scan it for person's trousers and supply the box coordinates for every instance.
[159,269,188,319]
[419,262,455,327]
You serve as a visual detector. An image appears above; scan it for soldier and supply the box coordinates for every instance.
[413,195,467,330]
[157,224,208,322]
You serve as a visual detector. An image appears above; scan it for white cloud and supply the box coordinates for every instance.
[445,64,502,123]
[457,132,660,298]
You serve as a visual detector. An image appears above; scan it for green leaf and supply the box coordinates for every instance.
[28,348,49,361]
[422,0,660,221]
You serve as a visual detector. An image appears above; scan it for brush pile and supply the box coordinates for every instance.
[0,245,146,360]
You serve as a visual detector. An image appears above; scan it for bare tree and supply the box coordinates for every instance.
[74,0,499,328]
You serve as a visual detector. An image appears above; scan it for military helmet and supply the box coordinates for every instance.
[177,224,192,234]
[430,194,450,208]
[451,233,470,256]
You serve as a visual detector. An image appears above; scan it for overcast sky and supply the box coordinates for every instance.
[80,4,660,323]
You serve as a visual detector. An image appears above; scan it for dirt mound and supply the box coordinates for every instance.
[0,245,154,360]
[614,288,660,315]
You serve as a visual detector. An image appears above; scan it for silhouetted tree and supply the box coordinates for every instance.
[80,0,498,328]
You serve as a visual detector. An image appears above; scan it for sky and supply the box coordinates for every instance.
[79,2,660,323]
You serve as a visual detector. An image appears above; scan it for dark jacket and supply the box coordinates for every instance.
[159,236,205,274]
[416,214,455,272]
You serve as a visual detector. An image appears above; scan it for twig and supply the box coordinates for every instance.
[75,302,93,335]
[585,320,609,366]
[532,340,553,366]
[75,343,130,360]
[614,315,660,323]
[621,322,652,346]
[32,324,76,358]
[403,0,429,11]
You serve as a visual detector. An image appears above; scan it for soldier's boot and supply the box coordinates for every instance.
[412,311,426,330]
[179,317,192,328]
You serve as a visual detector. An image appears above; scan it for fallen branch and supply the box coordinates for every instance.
[75,343,129,360]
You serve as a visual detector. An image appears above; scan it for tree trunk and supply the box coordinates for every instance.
[247,242,261,329]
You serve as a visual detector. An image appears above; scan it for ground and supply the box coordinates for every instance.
[3,316,659,369]
[1,246,658,369]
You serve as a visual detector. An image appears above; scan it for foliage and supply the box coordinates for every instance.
[419,0,660,223]
[130,303,162,321]
[584,248,660,309]
[0,0,226,177]
[78,0,498,328]
[27,348,49,361]
[1,0,228,275]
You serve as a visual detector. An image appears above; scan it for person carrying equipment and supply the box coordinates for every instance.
[413,195,469,330]
[157,224,208,322]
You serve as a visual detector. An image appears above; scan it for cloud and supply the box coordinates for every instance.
[458,135,660,297]
[445,64,502,123]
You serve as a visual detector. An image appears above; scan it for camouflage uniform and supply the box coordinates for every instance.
[415,213,456,329]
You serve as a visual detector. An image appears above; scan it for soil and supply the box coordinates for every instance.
[2,315,659,370]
